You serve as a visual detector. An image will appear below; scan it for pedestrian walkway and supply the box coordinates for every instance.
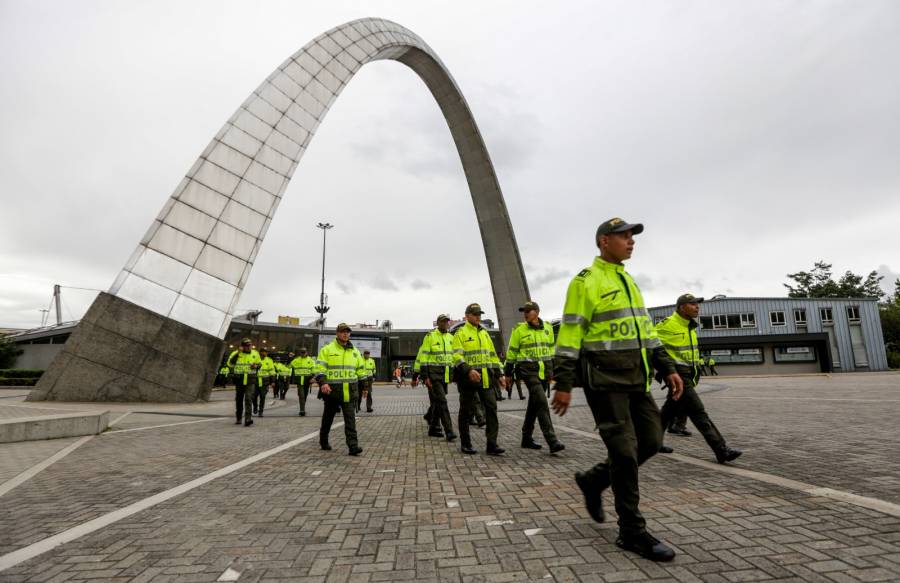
[0,374,897,581]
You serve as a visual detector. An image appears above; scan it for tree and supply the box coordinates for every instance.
[784,261,883,299]
[881,279,900,369]
[0,335,23,369]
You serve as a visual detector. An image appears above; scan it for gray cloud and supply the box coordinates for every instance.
[369,274,399,292]
[335,281,356,295]
[410,279,432,290]
[529,268,569,290]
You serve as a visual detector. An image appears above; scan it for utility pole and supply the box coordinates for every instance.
[314,222,333,330]
[53,284,62,325]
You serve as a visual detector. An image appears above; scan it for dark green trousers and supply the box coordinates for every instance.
[296,378,312,414]
[581,389,662,536]
[427,378,454,434]
[234,380,256,423]
[320,386,359,450]
[660,382,726,452]
[521,375,557,444]
[458,381,498,448]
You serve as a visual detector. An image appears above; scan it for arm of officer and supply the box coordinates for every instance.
[314,348,331,394]
[649,344,682,400]
[451,331,479,383]
[552,275,590,416]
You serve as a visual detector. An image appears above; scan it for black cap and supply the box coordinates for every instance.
[518,301,540,312]
[596,217,644,238]
[299,347,307,353]
[363,350,370,355]
[240,338,252,345]
[436,313,450,322]
[676,293,704,306]
[465,303,485,315]
[336,323,352,332]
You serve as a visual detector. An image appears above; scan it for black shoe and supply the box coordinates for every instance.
[668,428,692,437]
[445,432,457,442]
[428,429,445,438]
[461,445,477,455]
[423,413,432,423]
[486,444,505,456]
[320,443,332,451]
[519,396,526,400]
[298,411,305,416]
[659,445,674,454]
[235,419,241,425]
[715,447,743,464]
[521,438,542,450]
[244,419,253,427]
[252,409,257,415]
[574,471,604,523]
[258,412,264,417]
[349,447,363,456]
[367,409,373,413]
[615,531,676,562]
[549,442,566,454]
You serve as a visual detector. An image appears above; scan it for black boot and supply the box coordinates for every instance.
[486,444,505,456]
[715,447,743,464]
[460,445,477,455]
[549,441,565,454]
[320,442,332,451]
[349,446,363,456]
[615,531,676,562]
[574,471,604,523]
[521,437,542,450]
[659,445,674,454]
[445,432,457,442]
[428,428,445,438]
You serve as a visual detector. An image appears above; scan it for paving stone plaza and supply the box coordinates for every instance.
[1,373,899,582]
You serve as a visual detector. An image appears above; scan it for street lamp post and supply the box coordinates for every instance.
[314,222,334,330]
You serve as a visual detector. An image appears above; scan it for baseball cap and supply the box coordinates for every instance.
[437,313,450,322]
[336,323,352,332]
[240,338,252,345]
[518,301,540,312]
[299,347,308,353]
[465,303,485,315]
[676,293,704,306]
[596,217,644,238]
[363,350,370,355]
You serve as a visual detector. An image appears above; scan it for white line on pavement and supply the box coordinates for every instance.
[0,435,94,499]
[709,396,900,403]
[103,417,226,435]
[0,423,341,572]
[109,412,131,426]
[501,412,900,519]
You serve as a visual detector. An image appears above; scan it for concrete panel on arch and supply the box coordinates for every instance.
[29,18,529,403]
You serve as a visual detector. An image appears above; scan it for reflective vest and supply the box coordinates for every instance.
[506,320,555,380]
[416,328,454,383]
[218,366,229,375]
[708,358,716,366]
[290,356,316,384]
[655,311,700,383]
[452,321,500,389]
[227,349,261,385]
[362,357,376,379]
[275,362,291,378]
[315,340,365,402]
[556,256,662,391]
[258,357,276,386]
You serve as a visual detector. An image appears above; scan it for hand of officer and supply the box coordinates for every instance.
[362,390,368,399]
[424,378,432,389]
[665,373,684,400]
[551,390,571,416]
[468,369,481,383]
[320,383,332,395]
[498,376,507,389]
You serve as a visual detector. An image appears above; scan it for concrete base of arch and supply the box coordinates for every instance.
[27,293,224,403]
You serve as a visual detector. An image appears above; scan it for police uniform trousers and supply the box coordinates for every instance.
[521,375,558,445]
[295,376,312,414]
[320,384,359,449]
[277,377,288,399]
[234,376,257,423]
[660,380,725,452]
[427,377,454,434]
[458,380,499,448]
[363,379,373,411]
[254,377,272,414]
[581,389,662,536]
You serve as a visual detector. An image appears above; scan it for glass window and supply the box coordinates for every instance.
[740,313,756,328]
[774,346,817,362]
[820,307,833,324]
[794,309,807,325]
[712,314,727,329]
[708,348,763,364]
[847,306,860,322]
[769,311,786,326]
[699,316,713,329]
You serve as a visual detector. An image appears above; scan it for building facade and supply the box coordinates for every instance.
[648,297,888,375]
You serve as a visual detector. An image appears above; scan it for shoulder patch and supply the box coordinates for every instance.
[576,268,591,278]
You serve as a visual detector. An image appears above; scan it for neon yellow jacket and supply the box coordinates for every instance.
[226,349,261,384]
[506,319,555,380]
[416,328,455,383]
[655,311,700,385]
[452,321,500,389]
[315,339,366,402]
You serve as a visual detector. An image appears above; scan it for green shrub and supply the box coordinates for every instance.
[0,377,39,386]
[0,369,44,379]
[888,351,900,370]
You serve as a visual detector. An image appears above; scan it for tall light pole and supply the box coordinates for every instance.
[314,222,333,330]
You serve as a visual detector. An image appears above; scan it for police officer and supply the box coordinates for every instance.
[453,303,505,456]
[358,350,376,413]
[656,294,742,464]
[275,360,291,399]
[290,347,316,416]
[255,348,276,416]
[215,363,229,388]
[506,301,565,453]
[417,314,457,441]
[551,217,683,562]
[315,323,366,455]
[227,339,261,426]
[708,356,719,375]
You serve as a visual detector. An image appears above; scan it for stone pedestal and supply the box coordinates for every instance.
[27,293,224,403]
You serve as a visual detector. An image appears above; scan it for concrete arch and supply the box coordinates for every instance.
[29,18,529,402]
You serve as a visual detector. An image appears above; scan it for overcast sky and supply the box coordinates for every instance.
[2,0,899,331]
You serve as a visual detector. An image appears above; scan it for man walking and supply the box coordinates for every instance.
[551,217,683,562]
[315,323,365,455]
[453,303,505,456]
[506,301,565,453]
[290,347,316,416]
[655,294,742,463]
[255,348,276,417]
[417,314,457,441]
[227,339,261,427]
[358,350,376,413]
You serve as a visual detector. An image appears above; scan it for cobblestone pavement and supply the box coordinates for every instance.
[0,374,897,582]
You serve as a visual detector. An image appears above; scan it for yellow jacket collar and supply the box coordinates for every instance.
[594,256,625,273]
